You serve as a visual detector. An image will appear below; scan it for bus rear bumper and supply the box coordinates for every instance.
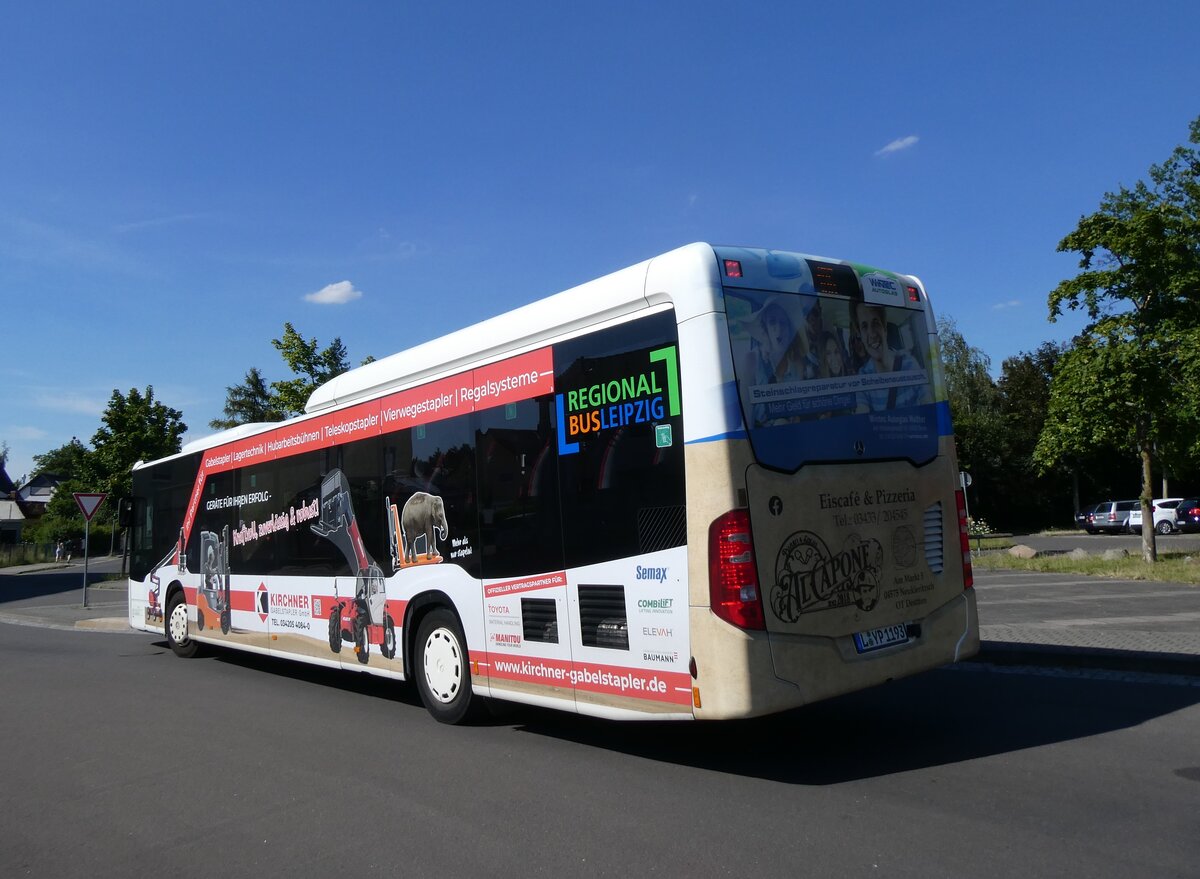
[768,589,979,708]
[689,589,978,720]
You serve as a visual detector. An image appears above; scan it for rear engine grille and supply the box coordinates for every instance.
[924,501,945,574]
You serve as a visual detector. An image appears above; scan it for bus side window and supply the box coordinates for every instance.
[474,397,562,580]
[553,311,687,570]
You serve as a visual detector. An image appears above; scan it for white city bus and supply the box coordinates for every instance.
[127,243,978,723]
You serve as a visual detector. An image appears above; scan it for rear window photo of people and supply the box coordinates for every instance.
[728,290,930,428]
[851,301,931,413]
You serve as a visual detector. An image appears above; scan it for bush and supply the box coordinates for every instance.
[967,516,993,537]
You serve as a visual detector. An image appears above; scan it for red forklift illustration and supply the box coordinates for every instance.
[313,470,395,664]
[196,525,232,635]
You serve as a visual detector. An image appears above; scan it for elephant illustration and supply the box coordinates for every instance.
[401,492,448,565]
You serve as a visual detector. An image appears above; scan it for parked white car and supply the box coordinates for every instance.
[1127,498,1183,534]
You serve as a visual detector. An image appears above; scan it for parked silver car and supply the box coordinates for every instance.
[1091,500,1139,534]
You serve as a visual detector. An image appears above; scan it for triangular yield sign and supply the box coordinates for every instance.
[73,492,108,522]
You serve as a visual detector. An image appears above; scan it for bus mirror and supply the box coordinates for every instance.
[118,498,134,527]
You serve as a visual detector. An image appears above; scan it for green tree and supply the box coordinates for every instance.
[209,367,286,430]
[270,322,353,416]
[22,389,185,545]
[994,342,1076,529]
[89,386,188,511]
[215,323,370,425]
[1037,116,1200,562]
[938,316,1005,524]
[31,437,91,479]
[20,438,96,543]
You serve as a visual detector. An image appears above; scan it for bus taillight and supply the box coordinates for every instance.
[955,489,974,589]
[709,509,765,630]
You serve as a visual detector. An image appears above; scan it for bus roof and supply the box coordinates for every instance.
[166,243,723,462]
[166,243,920,463]
[304,242,724,414]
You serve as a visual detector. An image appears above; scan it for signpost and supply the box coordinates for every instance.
[73,492,107,608]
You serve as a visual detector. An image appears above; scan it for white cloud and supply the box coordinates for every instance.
[875,135,920,157]
[992,300,1022,311]
[5,426,49,441]
[113,213,212,234]
[304,280,363,305]
[33,391,107,416]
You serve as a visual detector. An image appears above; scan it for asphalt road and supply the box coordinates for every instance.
[1,612,1198,877]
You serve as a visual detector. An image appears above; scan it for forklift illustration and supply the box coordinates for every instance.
[196,525,232,635]
[146,527,187,626]
[312,470,396,664]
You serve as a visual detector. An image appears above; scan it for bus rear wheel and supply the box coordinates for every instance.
[415,608,477,724]
[166,592,198,658]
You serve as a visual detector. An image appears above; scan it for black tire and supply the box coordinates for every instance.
[328,607,342,654]
[382,613,396,660]
[196,608,205,631]
[220,608,231,635]
[414,608,479,724]
[1156,520,1173,535]
[354,618,370,665]
[166,591,199,658]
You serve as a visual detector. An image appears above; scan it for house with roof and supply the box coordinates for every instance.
[0,462,23,544]
[17,472,64,517]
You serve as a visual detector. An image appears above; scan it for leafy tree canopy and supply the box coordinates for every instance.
[214,323,372,427]
[210,367,287,430]
[270,322,352,416]
[24,387,185,540]
[31,437,91,478]
[90,386,187,506]
[1038,115,1200,560]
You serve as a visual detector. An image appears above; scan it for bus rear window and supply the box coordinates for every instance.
[725,287,939,470]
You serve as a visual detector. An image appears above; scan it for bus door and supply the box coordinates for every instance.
[475,397,575,711]
[192,469,272,654]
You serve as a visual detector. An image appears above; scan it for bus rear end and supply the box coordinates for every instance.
[688,246,977,719]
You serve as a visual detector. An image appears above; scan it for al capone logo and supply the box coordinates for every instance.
[771,531,883,623]
[555,345,680,455]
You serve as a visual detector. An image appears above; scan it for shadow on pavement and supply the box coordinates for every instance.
[167,642,1200,785]
[509,666,1200,784]
[0,571,114,604]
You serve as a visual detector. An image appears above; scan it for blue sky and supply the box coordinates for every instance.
[2,1,1197,484]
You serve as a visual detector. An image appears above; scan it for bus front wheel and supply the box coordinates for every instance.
[415,608,477,724]
[166,592,198,659]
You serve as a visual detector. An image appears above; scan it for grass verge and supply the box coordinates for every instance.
[973,549,1200,585]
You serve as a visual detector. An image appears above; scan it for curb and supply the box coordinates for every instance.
[76,617,134,632]
[0,613,138,634]
[971,640,1200,678]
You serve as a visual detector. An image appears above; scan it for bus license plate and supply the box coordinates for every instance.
[853,623,910,654]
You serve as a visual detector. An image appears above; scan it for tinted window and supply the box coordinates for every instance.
[474,396,561,579]
[725,286,938,469]
[130,453,201,581]
[554,310,687,568]
[383,412,477,577]
[272,450,349,575]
